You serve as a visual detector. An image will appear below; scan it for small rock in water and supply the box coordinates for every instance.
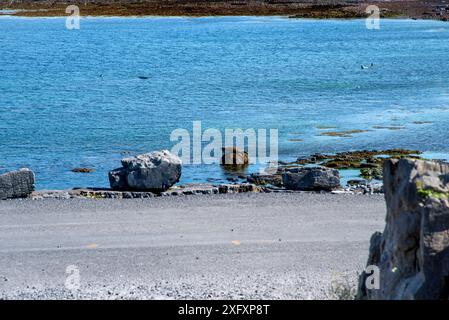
[71,168,95,173]
[221,147,249,167]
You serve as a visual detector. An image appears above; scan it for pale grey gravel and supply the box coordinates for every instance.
[0,193,386,299]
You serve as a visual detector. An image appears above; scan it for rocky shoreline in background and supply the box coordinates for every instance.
[1,148,436,200]
[1,0,448,21]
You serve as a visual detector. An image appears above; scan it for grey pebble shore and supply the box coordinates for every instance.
[0,193,386,299]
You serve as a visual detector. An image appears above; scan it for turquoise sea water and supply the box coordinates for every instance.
[1,16,449,189]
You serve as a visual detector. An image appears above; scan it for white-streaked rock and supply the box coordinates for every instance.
[109,150,182,192]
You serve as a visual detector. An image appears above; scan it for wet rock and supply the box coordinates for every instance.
[297,153,328,164]
[109,150,182,192]
[0,168,35,200]
[319,129,370,138]
[360,167,383,180]
[218,183,261,194]
[294,149,421,170]
[77,189,156,199]
[221,147,249,166]
[347,179,367,186]
[413,121,433,125]
[358,158,449,300]
[71,167,95,173]
[372,125,405,131]
[247,173,283,187]
[282,167,340,191]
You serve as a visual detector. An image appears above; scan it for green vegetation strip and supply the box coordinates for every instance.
[417,188,449,200]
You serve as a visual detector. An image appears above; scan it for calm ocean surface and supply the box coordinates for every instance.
[1,16,449,189]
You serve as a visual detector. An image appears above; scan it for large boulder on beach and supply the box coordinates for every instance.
[0,168,35,200]
[221,147,249,166]
[109,150,182,192]
[282,167,340,191]
[358,158,449,300]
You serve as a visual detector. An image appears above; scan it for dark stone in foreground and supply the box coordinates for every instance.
[0,169,35,200]
[358,158,449,300]
[282,167,340,191]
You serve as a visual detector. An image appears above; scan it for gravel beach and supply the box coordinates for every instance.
[0,193,386,299]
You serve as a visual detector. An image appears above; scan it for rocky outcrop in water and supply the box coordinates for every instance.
[109,150,182,192]
[71,167,95,173]
[0,168,35,200]
[221,147,249,167]
[282,166,340,191]
[358,158,449,300]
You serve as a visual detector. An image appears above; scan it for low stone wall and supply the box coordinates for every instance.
[31,183,266,199]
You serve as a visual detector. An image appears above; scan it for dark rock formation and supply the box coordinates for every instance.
[71,167,95,173]
[358,158,449,300]
[0,168,35,200]
[247,172,283,187]
[282,166,340,191]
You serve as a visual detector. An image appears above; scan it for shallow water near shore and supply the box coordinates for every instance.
[1,17,449,189]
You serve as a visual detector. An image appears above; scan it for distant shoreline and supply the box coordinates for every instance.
[1,1,448,21]
[1,15,448,23]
